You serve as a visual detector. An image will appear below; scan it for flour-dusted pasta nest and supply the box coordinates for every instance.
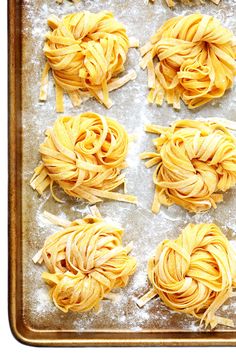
[137,223,236,329]
[40,11,138,112]
[141,119,236,213]
[30,112,137,204]
[33,209,136,313]
[140,14,236,109]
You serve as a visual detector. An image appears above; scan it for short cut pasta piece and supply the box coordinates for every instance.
[137,223,236,329]
[30,112,137,205]
[140,119,236,213]
[140,14,236,109]
[40,11,138,112]
[33,208,136,313]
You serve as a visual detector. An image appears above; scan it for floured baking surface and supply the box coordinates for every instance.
[22,0,236,332]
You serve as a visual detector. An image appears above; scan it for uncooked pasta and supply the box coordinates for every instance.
[137,223,236,329]
[140,119,236,213]
[40,11,138,112]
[56,0,79,3]
[140,14,236,109]
[148,0,221,7]
[33,208,136,313]
[30,112,137,204]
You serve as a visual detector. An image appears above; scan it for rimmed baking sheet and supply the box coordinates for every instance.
[9,0,236,346]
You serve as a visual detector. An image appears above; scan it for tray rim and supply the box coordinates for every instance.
[8,0,236,346]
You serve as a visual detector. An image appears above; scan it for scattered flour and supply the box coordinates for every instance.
[21,0,236,334]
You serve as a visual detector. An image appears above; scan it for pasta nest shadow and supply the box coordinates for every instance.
[148,223,236,328]
[37,215,136,313]
[140,14,236,109]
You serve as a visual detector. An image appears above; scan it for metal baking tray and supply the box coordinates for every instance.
[9,0,236,346]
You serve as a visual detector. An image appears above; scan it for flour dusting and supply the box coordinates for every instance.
[21,0,236,333]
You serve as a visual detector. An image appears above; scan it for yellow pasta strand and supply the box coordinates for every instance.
[137,223,236,329]
[140,14,236,109]
[30,112,137,205]
[33,210,136,313]
[140,119,236,213]
[40,11,138,112]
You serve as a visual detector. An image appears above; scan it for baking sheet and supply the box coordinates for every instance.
[21,0,236,336]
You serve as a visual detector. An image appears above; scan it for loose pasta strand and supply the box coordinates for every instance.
[148,0,221,7]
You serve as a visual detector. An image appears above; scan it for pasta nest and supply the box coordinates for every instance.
[143,224,236,328]
[141,119,236,213]
[34,213,136,312]
[40,11,137,112]
[140,14,236,109]
[30,112,137,204]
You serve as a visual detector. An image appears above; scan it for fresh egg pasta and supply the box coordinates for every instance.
[33,208,136,313]
[40,11,138,112]
[137,223,236,329]
[140,14,236,109]
[140,119,236,213]
[30,112,137,204]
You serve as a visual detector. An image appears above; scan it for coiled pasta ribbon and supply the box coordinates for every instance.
[137,223,236,329]
[140,119,236,213]
[33,208,136,313]
[40,11,138,112]
[30,112,137,204]
[140,14,236,109]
